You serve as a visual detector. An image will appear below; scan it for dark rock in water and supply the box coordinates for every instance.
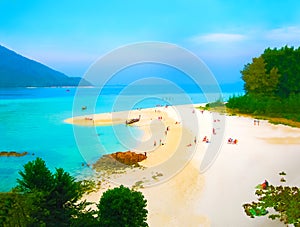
[0,151,28,157]
[93,151,147,172]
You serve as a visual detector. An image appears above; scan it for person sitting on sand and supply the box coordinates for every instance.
[233,139,238,144]
[228,138,233,144]
[260,180,269,190]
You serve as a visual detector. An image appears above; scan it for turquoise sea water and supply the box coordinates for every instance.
[0,86,241,191]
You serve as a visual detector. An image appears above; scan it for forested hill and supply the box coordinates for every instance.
[0,45,91,87]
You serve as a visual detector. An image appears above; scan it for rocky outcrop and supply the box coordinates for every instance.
[93,151,147,172]
[0,151,28,157]
[110,151,146,165]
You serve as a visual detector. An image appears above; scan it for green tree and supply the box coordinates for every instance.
[16,157,53,192]
[262,46,300,97]
[243,179,300,226]
[0,192,40,226]
[14,158,96,226]
[241,56,280,96]
[227,45,300,124]
[45,168,86,226]
[98,185,148,227]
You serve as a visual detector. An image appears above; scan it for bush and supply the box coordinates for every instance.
[243,178,300,226]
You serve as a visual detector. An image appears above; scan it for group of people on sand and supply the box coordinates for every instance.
[202,128,219,143]
[202,136,210,143]
[227,138,238,144]
[153,139,164,147]
[254,119,260,126]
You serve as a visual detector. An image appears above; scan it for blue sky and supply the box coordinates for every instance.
[1,0,300,84]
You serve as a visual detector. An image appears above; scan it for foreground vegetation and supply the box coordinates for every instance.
[0,158,148,226]
[243,173,300,226]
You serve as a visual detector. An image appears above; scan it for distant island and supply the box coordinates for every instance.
[0,45,91,87]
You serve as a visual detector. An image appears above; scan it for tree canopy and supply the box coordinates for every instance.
[98,185,148,227]
[241,56,280,96]
[227,45,300,123]
[16,157,53,192]
[1,158,94,226]
[262,46,300,97]
[0,158,149,226]
[241,46,300,98]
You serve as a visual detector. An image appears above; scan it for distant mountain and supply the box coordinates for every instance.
[0,45,91,87]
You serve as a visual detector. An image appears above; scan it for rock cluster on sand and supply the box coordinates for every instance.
[93,151,147,172]
[0,151,28,157]
[110,151,146,165]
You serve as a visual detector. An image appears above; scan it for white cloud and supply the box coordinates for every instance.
[190,33,247,44]
[264,26,300,43]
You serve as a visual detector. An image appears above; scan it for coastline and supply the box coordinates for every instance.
[65,104,300,226]
[66,104,209,225]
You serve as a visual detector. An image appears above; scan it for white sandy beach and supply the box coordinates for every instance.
[65,105,300,227]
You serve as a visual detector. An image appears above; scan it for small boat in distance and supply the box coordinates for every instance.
[125,118,140,125]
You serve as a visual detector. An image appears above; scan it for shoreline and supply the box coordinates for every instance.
[66,104,210,225]
[65,104,300,226]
